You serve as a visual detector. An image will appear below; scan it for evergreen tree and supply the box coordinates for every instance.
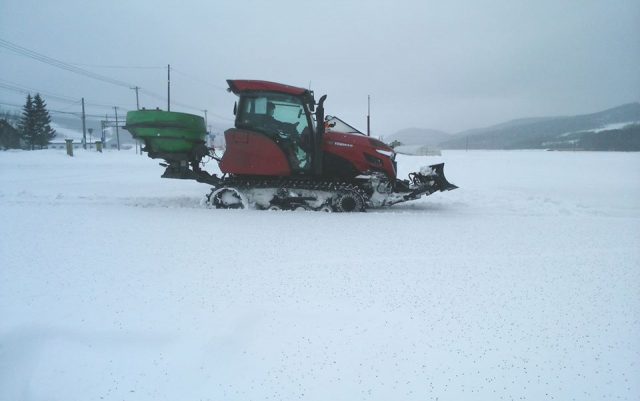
[18,94,36,149]
[32,94,56,148]
[18,94,56,149]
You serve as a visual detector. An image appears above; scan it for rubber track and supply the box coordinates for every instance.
[217,177,370,210]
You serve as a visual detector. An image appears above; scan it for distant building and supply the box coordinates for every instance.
[393,144,442,156]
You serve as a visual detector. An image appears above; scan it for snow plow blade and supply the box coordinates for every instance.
[388,163,457,206]
[428,163,458,191]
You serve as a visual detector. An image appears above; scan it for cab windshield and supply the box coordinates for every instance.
[325,115,364,135]
[237,92,309,138]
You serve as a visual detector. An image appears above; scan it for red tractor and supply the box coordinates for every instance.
[126,80,456,212]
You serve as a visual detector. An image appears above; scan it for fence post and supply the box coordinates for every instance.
[65,139,74,157]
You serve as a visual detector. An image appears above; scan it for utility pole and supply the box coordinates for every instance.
[114,106,120,151]
[203,109,208,129]
[81,97,87,149]
[130,86,140,110]
[167,64,171,112]
[103,114,108,144]
[367,95,371,137]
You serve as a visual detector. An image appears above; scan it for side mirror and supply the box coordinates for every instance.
[233,101,237,115]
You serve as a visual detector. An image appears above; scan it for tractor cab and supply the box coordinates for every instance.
[236,92,313,171]
[221,79,398,181]
[222,80,326,177]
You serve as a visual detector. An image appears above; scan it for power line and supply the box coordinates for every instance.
[0,100,83,116]
[0,38,134,88]
[0,101,127,121]
[136,66,232,118]
[68,63,165,70]
[138,88,204,113]
[171,67,228,91]
[0,39,231,122]
[0,80,78,103]
[53,99,83,112]
[0,79,130,109]
[0,80,225,121]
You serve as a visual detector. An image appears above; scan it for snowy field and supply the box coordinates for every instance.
[1,148,639,401]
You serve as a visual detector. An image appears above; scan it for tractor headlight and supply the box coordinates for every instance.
[376,149,395,160]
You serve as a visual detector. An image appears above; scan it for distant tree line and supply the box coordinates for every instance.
[548,125,640,151]
[0,94,56,150]
[444,124,640,151]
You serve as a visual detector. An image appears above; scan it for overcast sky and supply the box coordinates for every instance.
[1,0,639,136]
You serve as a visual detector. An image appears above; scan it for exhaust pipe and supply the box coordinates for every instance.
[313,94,327,176]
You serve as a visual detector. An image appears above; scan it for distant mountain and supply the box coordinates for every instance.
[543,123,640,151]
[383,127,451,146]
[439,103,640,150]
[455,116,561,138]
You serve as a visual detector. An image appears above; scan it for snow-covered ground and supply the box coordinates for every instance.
[1,149,639,401]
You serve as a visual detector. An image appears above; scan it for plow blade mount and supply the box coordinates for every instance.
[394,162,457,204]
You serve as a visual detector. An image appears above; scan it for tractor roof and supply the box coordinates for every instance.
[227,80,309,96]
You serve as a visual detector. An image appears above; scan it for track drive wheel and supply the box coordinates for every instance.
[333,189,366,212]
[207,187,248,209]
